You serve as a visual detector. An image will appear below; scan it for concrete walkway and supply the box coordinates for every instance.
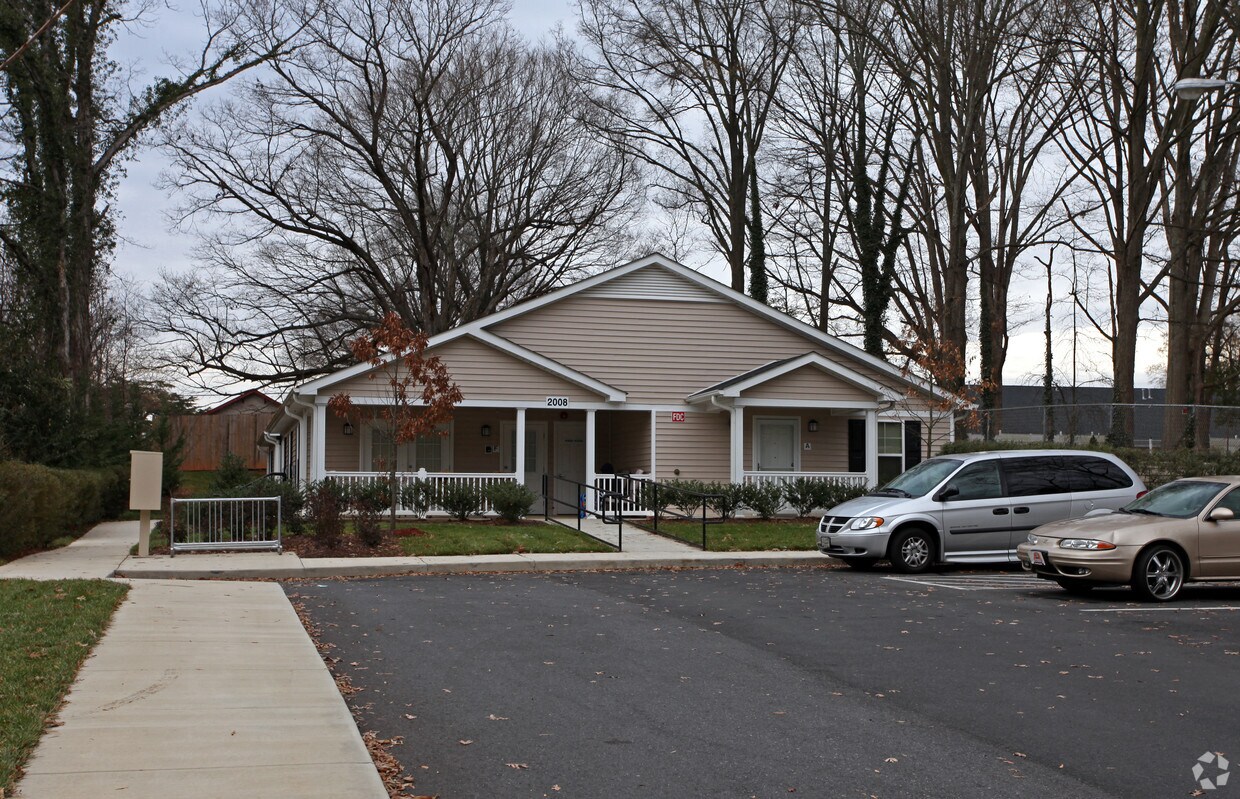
[0,519,134,580]
[3,525,387,799]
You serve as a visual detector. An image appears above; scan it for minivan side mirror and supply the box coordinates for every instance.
[935,486,960,502]
[1208,507,1235,522]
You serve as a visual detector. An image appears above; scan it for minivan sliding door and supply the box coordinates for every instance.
[936,460,1012,560]
[1001,456,1073,555]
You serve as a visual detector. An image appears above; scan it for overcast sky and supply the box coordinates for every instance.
[106,0,1165,394]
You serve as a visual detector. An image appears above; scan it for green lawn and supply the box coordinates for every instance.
[645,518,819,551]
[396,521,613,556]
[0,579,129,794]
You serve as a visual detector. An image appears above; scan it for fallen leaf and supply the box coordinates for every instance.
[506,763,529,769]
[404,714,417,720]
[487,714,509,721]
[458,740,474,746]
[884,757,898,763]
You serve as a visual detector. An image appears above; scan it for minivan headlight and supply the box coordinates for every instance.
[849,516,885,531]
[1059,539,1116,551]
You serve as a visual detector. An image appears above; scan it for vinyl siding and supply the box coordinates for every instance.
[330,336,604,402]
[741,366,877,403]
[654,409,731,482]
[493,295,901,404]
[597,410,652,475]
[579,265,727,303]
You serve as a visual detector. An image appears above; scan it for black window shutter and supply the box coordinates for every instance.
[847,419,866,473]
[904,421,922,467]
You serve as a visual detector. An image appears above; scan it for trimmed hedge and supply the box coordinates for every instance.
[939,439,1240,488]
[0,462,128,560]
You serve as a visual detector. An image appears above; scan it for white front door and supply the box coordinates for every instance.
[502,422,547,508]
[755,418,798,472]
[554,422,587,513]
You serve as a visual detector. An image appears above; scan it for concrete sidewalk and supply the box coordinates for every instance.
[0,519,134,580]
[1,523,388,799]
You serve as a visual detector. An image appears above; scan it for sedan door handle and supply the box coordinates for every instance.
[1014,507,1030,514]
[992,508,1010,516]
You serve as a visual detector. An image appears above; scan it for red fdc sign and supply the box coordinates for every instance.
[671,411,686,422]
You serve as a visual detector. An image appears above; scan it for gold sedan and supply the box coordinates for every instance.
[1017,477,1240,601]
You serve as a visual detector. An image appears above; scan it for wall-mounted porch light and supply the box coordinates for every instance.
[480,424,492,437]
[807,419,818,433]
[343,420,354,436]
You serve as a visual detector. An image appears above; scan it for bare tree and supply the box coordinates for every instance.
[576,0,803,292]
[0,0,299,403]
[151,0,639,391]
[1155,0,1240,447]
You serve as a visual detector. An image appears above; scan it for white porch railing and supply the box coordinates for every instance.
[742,471,870,489]
[327,472,518,515]
[592,475,655,516]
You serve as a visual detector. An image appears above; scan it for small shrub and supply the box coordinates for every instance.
[486,481,538,523]
[819,480,868,509]
[741,482,784,519]
[781,477,829,517]
[304,480,348,549]
[701,481,746,519]
[399,480,434,518]
[350,480,390,547]
[439,483,484,521]
[211,451,253,493]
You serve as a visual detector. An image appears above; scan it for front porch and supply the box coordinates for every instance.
[297,401,878,516]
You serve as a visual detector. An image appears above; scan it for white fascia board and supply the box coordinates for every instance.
[468,330,626,401]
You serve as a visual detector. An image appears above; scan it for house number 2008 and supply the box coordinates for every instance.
[546,397,570,408]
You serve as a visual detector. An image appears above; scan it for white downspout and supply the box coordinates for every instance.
[710,396,742,484]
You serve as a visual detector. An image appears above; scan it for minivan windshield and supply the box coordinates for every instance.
[1121,479,1227,519]
[872,458,962,498]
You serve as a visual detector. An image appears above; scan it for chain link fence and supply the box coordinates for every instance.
[970,403,1240,452]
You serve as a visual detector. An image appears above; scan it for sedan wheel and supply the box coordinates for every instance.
[1131,546,1185,602]
[890,529,933,574]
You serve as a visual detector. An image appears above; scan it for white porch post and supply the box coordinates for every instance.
[515,407,527,490]
[730,405,744,484]
[297,415,308,484]
[312,400,327,481]
[586,410,597,513]
[649,409,657,480]
[272,437,283,477]
[864,408,879,488]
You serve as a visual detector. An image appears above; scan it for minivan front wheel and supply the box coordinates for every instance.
[889,528,934,574]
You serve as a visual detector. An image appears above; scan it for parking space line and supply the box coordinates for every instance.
[1079,605,1240,613]
[883,575,1045,591]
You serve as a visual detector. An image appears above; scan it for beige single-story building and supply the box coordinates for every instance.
[262,255,950,513]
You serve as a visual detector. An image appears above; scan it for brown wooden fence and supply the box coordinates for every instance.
[171,413,276,471]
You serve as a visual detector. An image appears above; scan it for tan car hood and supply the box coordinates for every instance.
[1033,512,1190,542]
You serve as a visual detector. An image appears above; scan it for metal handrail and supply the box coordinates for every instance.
[637,480,725,550]
[542,474,624,551]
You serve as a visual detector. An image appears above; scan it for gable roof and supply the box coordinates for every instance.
[205,388,279,415]
[686,352,900,402]
[295,254,945,400]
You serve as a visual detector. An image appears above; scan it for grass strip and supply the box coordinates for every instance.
[396,522,612,556]
[0,579,129,794]
[646,519,819,551]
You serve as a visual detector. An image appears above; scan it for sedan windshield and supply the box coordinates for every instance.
[1122,480,1227,519]
[875,458,962,498]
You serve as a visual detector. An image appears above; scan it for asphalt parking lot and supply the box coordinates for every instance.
[288,568,1240,799]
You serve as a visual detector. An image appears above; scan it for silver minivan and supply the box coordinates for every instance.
[817,450,1146,573]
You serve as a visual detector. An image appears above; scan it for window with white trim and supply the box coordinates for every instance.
[365,423,451,472]
[877,421,905,484]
